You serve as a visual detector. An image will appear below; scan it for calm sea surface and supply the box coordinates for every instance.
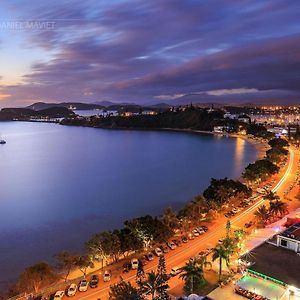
[0,122,257,288]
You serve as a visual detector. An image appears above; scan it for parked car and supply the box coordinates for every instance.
[139,257,148,266]
[131,258,139,269]
[200,225,208,232]
[161,244,170,253]
[198,251,208,257]
[54,291,64,300]
[173,239,182,247]
[192,229,200,237]
[78,280,88,292]
[67,284,77,296]
[244,221,253,228]
[123,262,131,273]
[188,233,195,240]
[167,241,177,250]
[154,247,163,257]
[206,247,213,254]
[103,270,111,282]
[181,236,188,243]
[145,252,154,261]
[89,275,99,288]
[196,227,205,234]
[170,266,182,277]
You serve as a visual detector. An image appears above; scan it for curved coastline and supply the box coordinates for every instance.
[0,121,264,295]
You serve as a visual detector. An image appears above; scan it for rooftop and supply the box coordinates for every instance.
[237,275,287,300]
[280,221,300,241]
[241,242,300,288]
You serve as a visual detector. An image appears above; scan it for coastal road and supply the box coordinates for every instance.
[73,147,298,300]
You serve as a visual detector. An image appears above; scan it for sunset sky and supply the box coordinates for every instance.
[1,0,300,107]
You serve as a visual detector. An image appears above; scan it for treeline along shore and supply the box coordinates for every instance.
[60,105,273,139]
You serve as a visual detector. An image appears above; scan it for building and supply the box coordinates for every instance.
[213,126,224,133]
[276,221,300,253]
[237,114,251,124]
[237,223,300,299]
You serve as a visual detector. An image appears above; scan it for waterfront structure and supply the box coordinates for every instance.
[237,223,300,299]
[276,221,300,253]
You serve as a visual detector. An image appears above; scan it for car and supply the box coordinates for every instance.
[145,252,154,261]
[67,284,77,296]
[89,275,99,288]
[256,188,267,194]
[131,258,139,269]
[123,262,131,273]
[173,239,182,247]
[78,279,88,292]
[161,245,170,253]
[200,225,208,232]
[206,247,213,254]
[103,270,111,282]
[181,236,188,243]
[154,247,163,257]
[170,266,182,277]
[54,291,64,300]
[139,257,148,266]
[188,233,195,240]
[192,229,200,237]
[244,221,253,228]
[167,241,177,250]
[225,212,233,218]
[196,227,205,234]
[198,251,208,257]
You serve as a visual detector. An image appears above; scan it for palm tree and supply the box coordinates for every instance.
[162,207,180,232]
[179,259,206,295]
[212,245,229,281]
[254,204,270,225]
[264,191,280,202]
[269,200,288,217]
[198,255,212,271]
[139,271,169,300]
[226,220,231,237]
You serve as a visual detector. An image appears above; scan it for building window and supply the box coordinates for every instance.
[280,239,288,247]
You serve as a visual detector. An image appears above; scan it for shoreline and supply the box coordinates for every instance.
[156,127,268,161]
[2,122,270,298]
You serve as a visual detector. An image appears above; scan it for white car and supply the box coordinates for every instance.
[154,247,163,256]
[131,258,139,269]
[54,291,64,300]
[167,241,177,250]
[192,229,200,237]
[78,279,88,292]
[67,284,77,297]
[103,270,111,282]
[197,228,205,234]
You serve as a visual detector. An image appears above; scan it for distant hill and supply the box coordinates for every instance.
[148,103,171,109]
[94,101,136,107]
[0,107,75,120]
[27,102,104,111]
[106,104,142,113]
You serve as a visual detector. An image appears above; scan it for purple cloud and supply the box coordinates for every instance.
[1,0,300,106]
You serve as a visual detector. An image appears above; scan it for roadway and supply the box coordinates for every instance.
[73,147,299,299]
